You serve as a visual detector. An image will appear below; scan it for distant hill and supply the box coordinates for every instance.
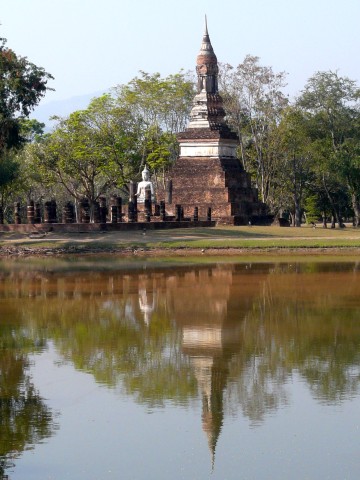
[31,90,108,130]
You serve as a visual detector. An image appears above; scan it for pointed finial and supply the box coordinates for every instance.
[205,14,208,35]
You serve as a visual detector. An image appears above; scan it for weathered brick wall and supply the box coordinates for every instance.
[158,155,269,224]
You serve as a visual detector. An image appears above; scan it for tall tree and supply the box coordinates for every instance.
[297,71,360,226]
[29,101,131,210]
[0,36,53,153]
[276,107,313,226]
[26,72,196,209]
[219,56,288,204]
[114,71,195,175]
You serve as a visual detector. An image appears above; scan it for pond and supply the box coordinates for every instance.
[1,257,360,480]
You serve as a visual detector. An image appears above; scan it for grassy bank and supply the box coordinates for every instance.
[1,224,360,257]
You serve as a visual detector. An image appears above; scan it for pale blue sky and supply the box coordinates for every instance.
[2,0,360,106]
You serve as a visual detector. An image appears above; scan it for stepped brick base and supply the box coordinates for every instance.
[160,156,270,225]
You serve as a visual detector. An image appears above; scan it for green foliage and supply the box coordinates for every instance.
[0,36,53,152]
[275,106,313,225]
[0,151,20,214]
[116,70,195,134]
[28,103,125,204]
[304,194,322,224]
[19,118,45,142]
[297,70,360,226]
[143,125,178,171]
[0,325,55,477]
[0,35,52,212]
[24,72,195,203]
[0,151,19,188]
[219,56,288,204]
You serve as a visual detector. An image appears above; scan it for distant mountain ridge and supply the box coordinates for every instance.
[31,90,108,130]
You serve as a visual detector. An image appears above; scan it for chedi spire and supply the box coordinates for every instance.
[196,16,218,94]
[186,17,231,133]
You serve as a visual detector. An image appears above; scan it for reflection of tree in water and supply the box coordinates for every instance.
[0,325,57,479]
[226,353,290,426]
[2,263,360,469]
[239,265,360,404]
[222,265,360,428]
[20,271,198,408]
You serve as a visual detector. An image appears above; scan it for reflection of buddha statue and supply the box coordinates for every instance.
[138,287,155,326]
[136,166,155,203]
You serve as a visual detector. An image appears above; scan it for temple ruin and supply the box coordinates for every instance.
[161,19,269,225]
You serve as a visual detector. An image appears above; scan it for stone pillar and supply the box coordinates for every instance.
[44,201,51,223]
[99,196,107,223]
[50,200,57,223]
[207,207,212,221]
[160,201,166,221]
[166,180,172,204]
[129,181,137,223]
[62,202,75,223]
[0,206,3,225]
[34,203,42,224]
[61,202,67,224]
[80,198,90,223]
[193,207,198,222]
[144,188,152,222]
[128,201,135,223]
[111,205,118,223]
[175,204,181,222]
[14,202,21,224]
[27,200,35,224]
[110,196,118,224]
[93,201,100,223]
[133,195,138,223]
[116,197,123,222]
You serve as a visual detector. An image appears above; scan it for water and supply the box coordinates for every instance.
[1,258,360,479]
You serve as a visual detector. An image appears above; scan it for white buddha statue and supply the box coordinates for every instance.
[136,165,154,203]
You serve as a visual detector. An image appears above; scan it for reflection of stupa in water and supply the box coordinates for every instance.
[171,265,246,467]
[133,264,242,464]
[192,355,228,468]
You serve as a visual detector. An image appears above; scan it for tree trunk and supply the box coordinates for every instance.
[322,174,341,227]
[351,192,360,227]
[294,195,301,227]
[331,214,336,229]
[322,212,327,228]
[289,211,294,227]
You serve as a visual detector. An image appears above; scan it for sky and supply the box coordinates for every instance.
[1,0,360,117]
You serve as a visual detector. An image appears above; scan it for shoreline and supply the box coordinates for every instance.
[1,244,360,258]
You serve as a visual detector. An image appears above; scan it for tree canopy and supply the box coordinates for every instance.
[0,36,53,152]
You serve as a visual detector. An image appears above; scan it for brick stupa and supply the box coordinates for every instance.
[164,20,268,225]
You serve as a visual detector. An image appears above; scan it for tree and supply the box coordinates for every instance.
[297,71,360,226]
[29,107,119,211]
[219,56,288,205]
[0,36,52,211]
[116,70,195,134]
[27,93,148,215]
[0,150,20,221]
[0,324,55,478]
[276,107,313,226]
[25,72,195,211]
[114,70,195,178]
[0,36,53,153]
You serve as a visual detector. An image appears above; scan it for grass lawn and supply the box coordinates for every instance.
[1,224,360,254]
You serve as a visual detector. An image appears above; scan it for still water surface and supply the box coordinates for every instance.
[1,257,360,479]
